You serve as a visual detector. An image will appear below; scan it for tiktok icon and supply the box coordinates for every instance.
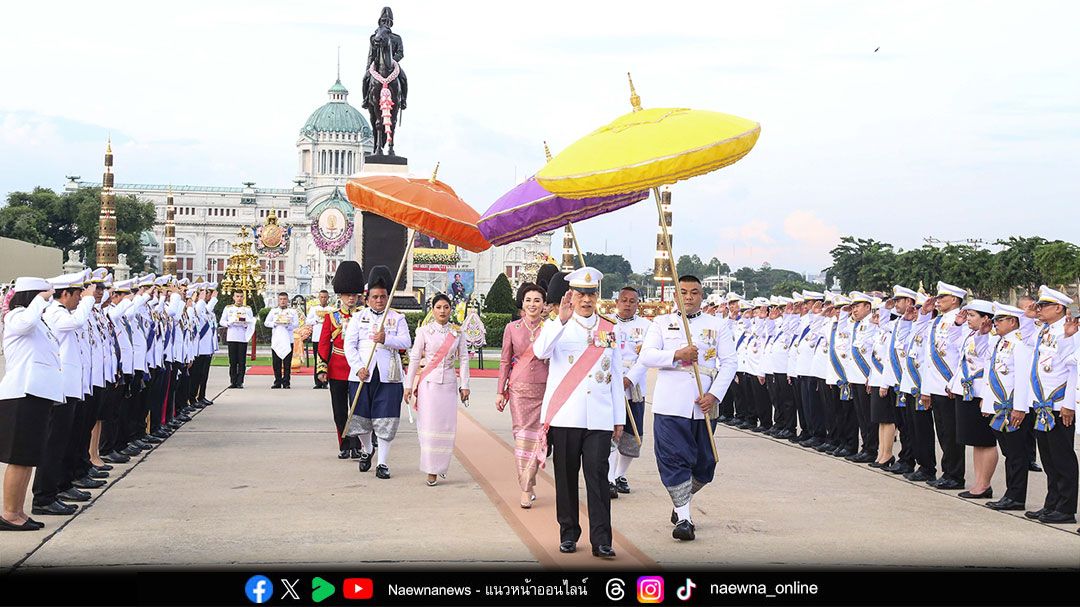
[676,578,696,602]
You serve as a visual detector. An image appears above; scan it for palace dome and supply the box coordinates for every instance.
[300,79,372,138]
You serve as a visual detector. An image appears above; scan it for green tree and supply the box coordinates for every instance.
[583,252,632,276]
[484,273,517,314]
[0,186,156,272]
[894,245,944,293]
[1034,241,1080,287]
[938,243,995,297]
[826,236,896,291]
[992,236,1049,297]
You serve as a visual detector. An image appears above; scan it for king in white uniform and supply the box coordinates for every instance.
[533,267,625,559]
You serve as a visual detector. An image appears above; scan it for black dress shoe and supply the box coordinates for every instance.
[592,545,616,558]
[199,398,214,406]
[814,442,835,453]
[25,518,45,530]
[357,451,372,472]
[0,517,41,531]
[271,384,281,389]
[235,384,244,389]
[959,488,993,499]
[1028,461,1043,473]
[843,452,862,462]
[884,461,914,475]
[855,452,877,463]
[283,384,291,389]
[614,476,631,494]
[176,413,192,422]
[31,500,77,516]
[190,401,206,409]
[142,435,163,444]
[94,463,114,472]
[59,488,91,502]
[350,448,362,459]
[102,451,130,463]
[87,468,109,479]
[1025,508,1048,519]
[801,437,822,448]
[72,476,105,489]
[781,431,798,441]
[904,469,936,483]
[608,482,619,499]
[338,449,351,460]
[933,478,965,490]
[559,540,576,554]
[750,425,768,433]
[120,445,142,457]
[763,427,780,437]
[132,439,152,449]
[985,498,1026,511]
[736,421,755,430]
[833,448,854,458]
[672,519,696,541]
[375,464,391,479]
[1038,511,1077,524]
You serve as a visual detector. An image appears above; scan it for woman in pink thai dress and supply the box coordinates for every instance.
[404,294,470,486]
[496,283,550,508]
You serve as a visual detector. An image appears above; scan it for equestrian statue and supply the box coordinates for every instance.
[362,6,408,158]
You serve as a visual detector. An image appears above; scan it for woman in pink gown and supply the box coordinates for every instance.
[496,283,549,508]
[404,294,470,486]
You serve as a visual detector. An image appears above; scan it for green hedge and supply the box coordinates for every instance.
[482,313,512,347]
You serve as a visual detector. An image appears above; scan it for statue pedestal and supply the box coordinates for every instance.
[354,158,419,310]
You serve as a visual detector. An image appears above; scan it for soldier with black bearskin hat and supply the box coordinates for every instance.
[318,261,364,460]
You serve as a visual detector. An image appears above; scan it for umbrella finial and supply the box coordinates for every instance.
[627,72,642,112]
[430,162,440,183]
[543,141,552,162]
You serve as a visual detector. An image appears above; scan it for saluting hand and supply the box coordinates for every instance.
[557,290,573,324]
[1064,316,1078,337]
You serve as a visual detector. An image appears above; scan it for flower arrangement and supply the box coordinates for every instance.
[311,216,353,255]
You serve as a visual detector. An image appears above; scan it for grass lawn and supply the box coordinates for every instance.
[211,350,502,370]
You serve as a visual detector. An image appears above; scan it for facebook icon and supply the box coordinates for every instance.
[245,575,274,604]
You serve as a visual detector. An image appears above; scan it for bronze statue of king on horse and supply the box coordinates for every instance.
[362,7,408,157]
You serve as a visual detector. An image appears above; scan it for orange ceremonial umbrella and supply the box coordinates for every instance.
[344,170,491,253]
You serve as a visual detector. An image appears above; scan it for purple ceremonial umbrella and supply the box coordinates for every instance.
[478,176,648,246]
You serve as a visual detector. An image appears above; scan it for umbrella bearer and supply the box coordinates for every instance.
[639,275,738,541]
[344,266,412,479]
[608,286,649,498]
[533,267,625,559]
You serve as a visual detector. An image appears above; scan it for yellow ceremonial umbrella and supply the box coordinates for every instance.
[536,74,762,459]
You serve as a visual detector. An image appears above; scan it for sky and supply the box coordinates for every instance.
[1,0,1078,275]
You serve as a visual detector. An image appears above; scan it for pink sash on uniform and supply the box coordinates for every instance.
[415,331,458,396]
[534,317,614,467]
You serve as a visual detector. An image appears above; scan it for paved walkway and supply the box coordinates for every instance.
[3,367,1078,571]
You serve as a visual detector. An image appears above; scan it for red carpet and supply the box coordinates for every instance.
[244,366,500,378]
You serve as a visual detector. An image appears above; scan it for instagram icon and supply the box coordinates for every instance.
[636,576,664,604]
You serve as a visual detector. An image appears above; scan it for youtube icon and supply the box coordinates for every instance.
[343,578,373,600]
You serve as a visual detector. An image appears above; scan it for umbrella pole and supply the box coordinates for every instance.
[567,222,641,446]
[651,187,719,461]
[342,228,416,440]
[566,222,587,268]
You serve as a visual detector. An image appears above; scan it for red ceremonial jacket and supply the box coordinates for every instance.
[317,306,354,381]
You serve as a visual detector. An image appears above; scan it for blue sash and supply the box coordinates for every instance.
[828,322,851,400]
[850,321,872,378]
[987,344,1016,433]
[198,318,211,339]
[958,342,984,401]
[1030,332,1066,432]
[793,324,811,348]
[736,331,749,350]
[929,316,954,381]
[906,355,925,409]
[888,324,903,389]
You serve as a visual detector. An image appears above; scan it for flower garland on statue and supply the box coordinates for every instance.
[368,60,400,144]
[310,217,353,255]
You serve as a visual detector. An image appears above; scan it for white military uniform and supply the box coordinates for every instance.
[611,313,650,464]
[0,284,64,403]
[264,306,300,360]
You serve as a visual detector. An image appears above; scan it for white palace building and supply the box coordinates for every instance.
[67,74,552,301]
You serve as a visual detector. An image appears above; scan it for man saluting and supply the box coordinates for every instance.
[639,274,737,541]
[533,267,625,559]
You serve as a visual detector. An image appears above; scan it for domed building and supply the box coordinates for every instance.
[66,67,552,301]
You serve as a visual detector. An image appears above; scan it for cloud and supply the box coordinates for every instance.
[783,211,840,249]
[719,219,774,244]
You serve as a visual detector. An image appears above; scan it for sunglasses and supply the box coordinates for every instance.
[992,315,1015,323]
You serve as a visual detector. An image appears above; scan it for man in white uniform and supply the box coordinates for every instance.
[608,286,649,497]
[221,291,255,389]
[639,274,737,542]
[533,267,624,558]
[306,289,335,389]
[265,292,300,389]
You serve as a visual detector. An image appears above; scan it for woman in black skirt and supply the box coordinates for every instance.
[951,302,997,499]
[0,278,63,531]
[868,305,900,467]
